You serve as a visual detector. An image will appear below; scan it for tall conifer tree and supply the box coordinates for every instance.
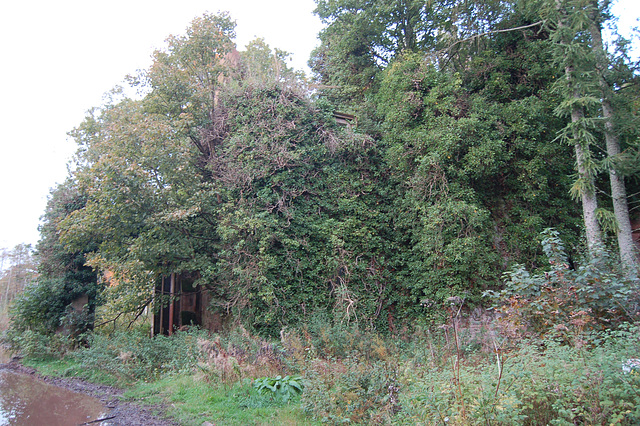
[586,0,638,278]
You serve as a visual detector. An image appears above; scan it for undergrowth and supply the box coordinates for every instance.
[13,316,640,425]
[10,231,640,425]
[123,374,318,426]
[398,325,640,425]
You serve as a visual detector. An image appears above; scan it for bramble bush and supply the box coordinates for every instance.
[280,317,401,424]
[485,228,640,339]
[3,329,72,360]
[73,328,205,383]
[399,324,640,425]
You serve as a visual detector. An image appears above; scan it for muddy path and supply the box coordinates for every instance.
[0,360,178,426]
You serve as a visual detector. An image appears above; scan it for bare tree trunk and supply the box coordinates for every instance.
[168,273,175,336]
[571,102,602,249]
[588,8,638,279]
[556,0,602,250]
[4,267,12,304]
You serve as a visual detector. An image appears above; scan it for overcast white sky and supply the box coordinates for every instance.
[0,0,323,250]
[0,0,637,251]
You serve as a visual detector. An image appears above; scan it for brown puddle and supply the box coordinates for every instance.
[0,370,108,425]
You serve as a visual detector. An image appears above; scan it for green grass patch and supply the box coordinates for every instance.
[22,356,122,387]
[124,373,320,426]
[23,356,320,425]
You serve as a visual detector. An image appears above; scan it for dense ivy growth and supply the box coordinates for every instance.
[10,1,639,339]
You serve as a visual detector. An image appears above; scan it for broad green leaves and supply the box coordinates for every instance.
[253,375,304,402]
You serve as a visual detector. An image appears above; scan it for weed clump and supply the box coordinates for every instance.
[279,316,401,424]
[196,326,286,386]
[486,229,639,341]
[73,328,204,383]
[399,325,640,425]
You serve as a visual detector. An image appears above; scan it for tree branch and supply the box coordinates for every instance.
[442,20,545,55]
[127,299,152,329]
[94,311,123,329]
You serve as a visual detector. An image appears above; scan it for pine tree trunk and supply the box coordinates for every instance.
[588,9,638,278]
[555,0,602,250]
[571,101,602,249]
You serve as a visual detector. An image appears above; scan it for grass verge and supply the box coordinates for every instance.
[22,354,320,425]
[123,373,320,426]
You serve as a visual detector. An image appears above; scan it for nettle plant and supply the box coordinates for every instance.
[253,375,304,402]
[486,228,639,338]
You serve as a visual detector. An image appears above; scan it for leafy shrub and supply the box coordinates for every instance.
[59,305,94,344]
[399,324,640,425]
[303,358,399,425]
[3,329,72,360]
[486,229,639,339]
[253,375,304,402]
[74,328,205,382]
[8,280,67,334]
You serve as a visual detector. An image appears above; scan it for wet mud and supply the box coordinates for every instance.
[0,361,177,425]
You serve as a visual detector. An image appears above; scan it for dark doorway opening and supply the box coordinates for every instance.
[153,272,202,335]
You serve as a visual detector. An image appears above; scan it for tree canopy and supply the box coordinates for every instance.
[12,4,640,337]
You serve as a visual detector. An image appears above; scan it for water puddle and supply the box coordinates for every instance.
[0,369,108,425]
